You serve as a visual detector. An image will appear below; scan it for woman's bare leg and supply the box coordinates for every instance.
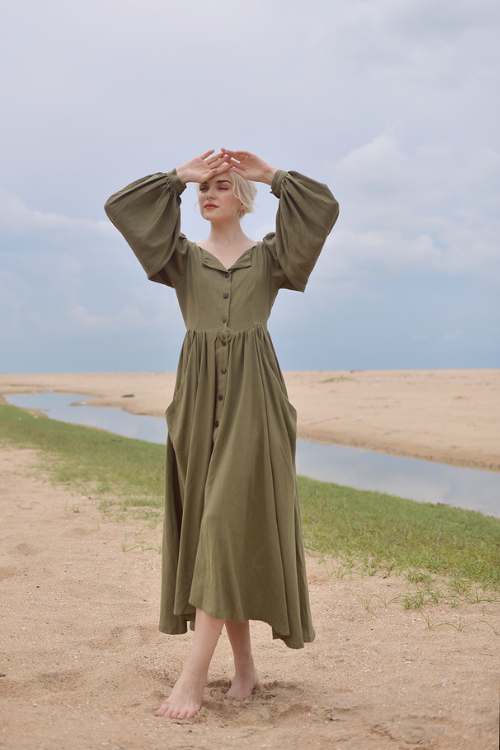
[224,620,259,699]
[155,608,223,719]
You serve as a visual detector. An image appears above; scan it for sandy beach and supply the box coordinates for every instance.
[1,371,500,748]
[1,448,499,750]
[0,369,499,471]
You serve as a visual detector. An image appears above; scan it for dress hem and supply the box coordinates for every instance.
[159,604,315,650]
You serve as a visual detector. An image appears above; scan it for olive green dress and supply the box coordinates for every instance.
[105,168,339,649]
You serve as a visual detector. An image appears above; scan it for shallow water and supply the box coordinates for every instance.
[5,391,500,518]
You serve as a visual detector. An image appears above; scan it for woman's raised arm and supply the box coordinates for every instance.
[264,170,339,293]
[104,171,190,288]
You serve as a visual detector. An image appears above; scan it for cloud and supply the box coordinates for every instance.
[2,0,499,219]
[69,303,156,334]
[0,187,183,349]
[314,127,500,284]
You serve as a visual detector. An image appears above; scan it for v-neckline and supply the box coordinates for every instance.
[197,244,257,272]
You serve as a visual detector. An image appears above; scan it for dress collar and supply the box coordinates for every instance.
[199,245,255,272]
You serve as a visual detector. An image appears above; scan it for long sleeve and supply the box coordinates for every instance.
[263,170,339,292]
[104,170,189,288]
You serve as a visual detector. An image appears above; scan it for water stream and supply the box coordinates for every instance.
[5,391,500,518]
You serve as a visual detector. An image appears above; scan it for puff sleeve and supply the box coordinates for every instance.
[104,170,189,288]
[263,170,339,292]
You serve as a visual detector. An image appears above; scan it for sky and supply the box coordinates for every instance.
[1,0,499,374]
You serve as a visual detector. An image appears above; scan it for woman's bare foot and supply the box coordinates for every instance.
[155,608,224,719]
[226,659,259,700]
[155,667,207,719]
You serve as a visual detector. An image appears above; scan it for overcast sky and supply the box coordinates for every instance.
[1,0,499,374]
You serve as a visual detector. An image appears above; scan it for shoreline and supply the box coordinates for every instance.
[0,368,499,471]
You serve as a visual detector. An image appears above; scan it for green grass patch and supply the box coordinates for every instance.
[0,404,165,516]
[297,475,500,590]
[2,403,500,592]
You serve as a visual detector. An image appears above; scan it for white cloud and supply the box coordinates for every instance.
[69,303,149,333]
[0,186,115,239]
[0,187,183,348]
[316,127,500,283]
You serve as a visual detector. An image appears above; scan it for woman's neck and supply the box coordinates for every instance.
[199,220,255,254]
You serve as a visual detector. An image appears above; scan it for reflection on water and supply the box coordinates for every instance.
[295,440,500,517]
[6,392,168,444]
[5,391,500,518]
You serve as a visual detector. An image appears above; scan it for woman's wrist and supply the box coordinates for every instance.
[259,166,277,186]
[176,166,190,185]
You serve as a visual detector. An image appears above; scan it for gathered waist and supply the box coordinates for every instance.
[183,323,268,340]
[176,325,276,361]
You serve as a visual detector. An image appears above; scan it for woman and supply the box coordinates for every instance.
[104,149,339,719]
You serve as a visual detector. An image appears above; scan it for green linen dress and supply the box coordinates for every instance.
[104,168,339,649]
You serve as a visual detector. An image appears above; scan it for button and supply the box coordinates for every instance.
[218,394,223,401]
[222,339,227,346]
[223,292,229,299]
[221,367,227,374]
[222,316,227,323]
[224,272,229,278]
[214,420,219,427]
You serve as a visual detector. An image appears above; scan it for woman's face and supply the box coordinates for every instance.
[198,174,244,223]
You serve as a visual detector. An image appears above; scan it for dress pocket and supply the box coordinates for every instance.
[165,377,190,452]
[165,380,185,421]
[165,334,197,426]
[255,335,297,425]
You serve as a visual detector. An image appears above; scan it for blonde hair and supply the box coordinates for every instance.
[229,172,258,218]
[196,172,257,219]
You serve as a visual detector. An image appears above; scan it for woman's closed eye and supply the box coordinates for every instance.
[199,185,229,192]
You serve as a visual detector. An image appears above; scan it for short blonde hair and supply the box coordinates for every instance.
[229,172,258,218]
[196,172,257,219]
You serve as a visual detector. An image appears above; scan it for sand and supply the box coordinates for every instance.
[1,448,499,750]
[0,369,499,470]
[1,372,499,748]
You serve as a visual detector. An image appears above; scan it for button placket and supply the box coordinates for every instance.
[214,271,231,437]
[221,274,230,328]
[213,333,229,436]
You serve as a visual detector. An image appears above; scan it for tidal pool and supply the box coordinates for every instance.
[5,391,500,518]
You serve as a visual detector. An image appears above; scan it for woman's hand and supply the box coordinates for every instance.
[221,149,277,185]
[176,151,231,185]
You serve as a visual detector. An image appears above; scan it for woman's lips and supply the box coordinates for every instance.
[204,203,218,209]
